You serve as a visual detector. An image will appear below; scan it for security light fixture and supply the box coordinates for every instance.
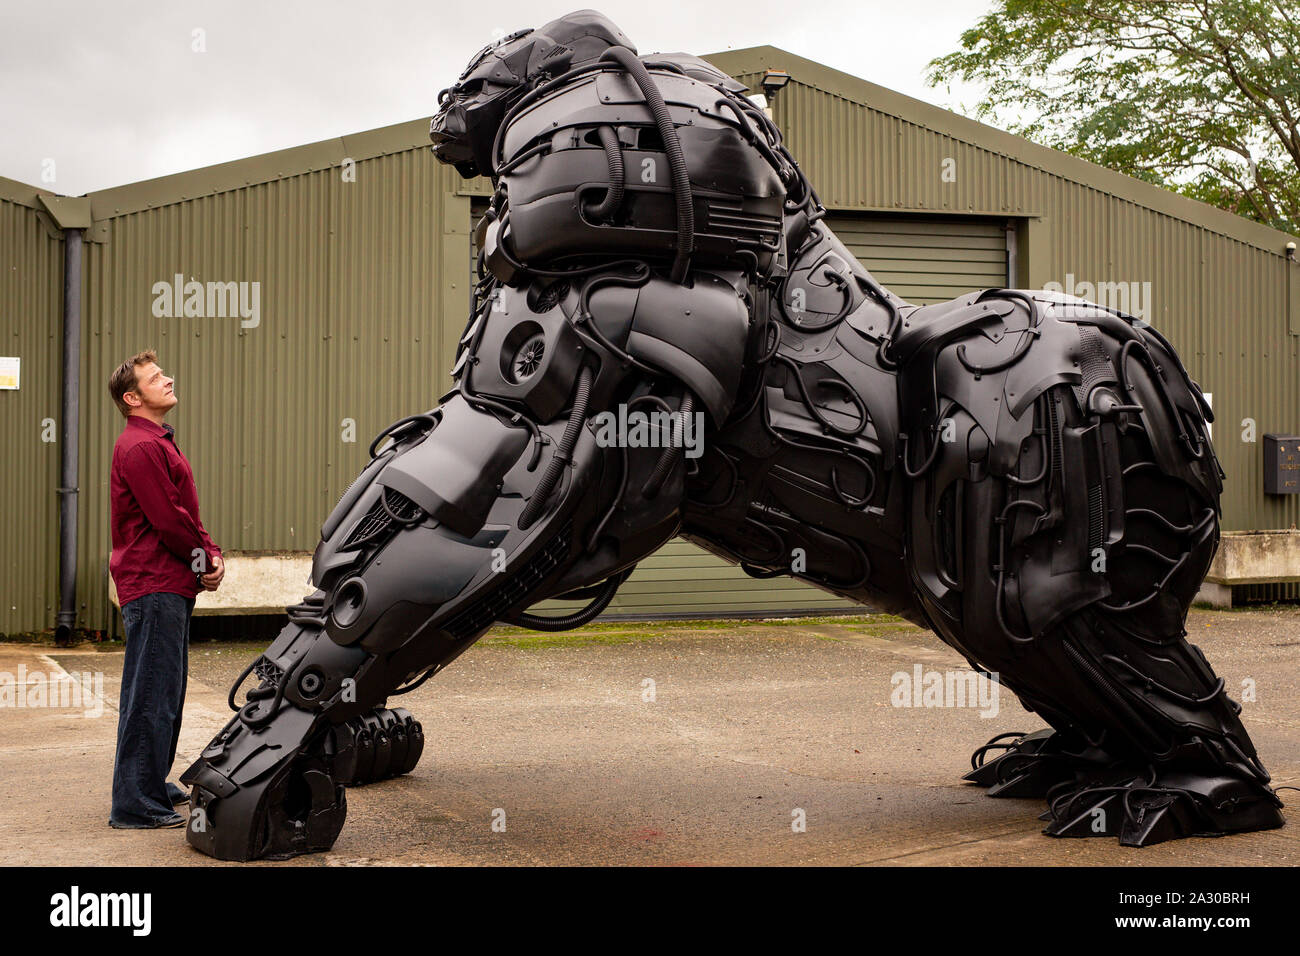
[761,69,791,96]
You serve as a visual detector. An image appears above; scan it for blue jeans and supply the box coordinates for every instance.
[110,592,194,826]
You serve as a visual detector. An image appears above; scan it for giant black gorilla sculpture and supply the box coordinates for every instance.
[181,9,1285,859]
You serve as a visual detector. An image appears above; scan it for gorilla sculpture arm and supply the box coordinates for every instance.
[181,9,1284,860]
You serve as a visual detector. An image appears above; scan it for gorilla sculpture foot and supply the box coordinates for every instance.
[180,639,421,859]
[333,707,425,787]
[967,728,1285,845]
[181,617,355,861]
[1041,769,1284,846]
[182,714,349,861]
[964,728,1114,798]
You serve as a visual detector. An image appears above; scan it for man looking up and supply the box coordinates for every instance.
[106,350,224,829]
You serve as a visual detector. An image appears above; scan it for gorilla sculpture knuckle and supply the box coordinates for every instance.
[181,9,1282,860]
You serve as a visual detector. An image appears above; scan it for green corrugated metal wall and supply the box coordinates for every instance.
[0,182,64,635]
[69,148,469,632]
[826,213,1007,304]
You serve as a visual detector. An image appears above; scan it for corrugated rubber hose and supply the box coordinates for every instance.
[586,125,625,221]
[642,390,694,499]
[599,45,694,283]
[503,566,636,632]
[517,365,594,530]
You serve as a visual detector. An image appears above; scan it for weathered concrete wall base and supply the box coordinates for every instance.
[1195,581,1234,609]
[1204,530,1300,587]
[110,552,313,616]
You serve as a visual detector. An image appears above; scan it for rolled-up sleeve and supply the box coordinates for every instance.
[121,441,216,568]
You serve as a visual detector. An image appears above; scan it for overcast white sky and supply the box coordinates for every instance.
[0,0,994,196]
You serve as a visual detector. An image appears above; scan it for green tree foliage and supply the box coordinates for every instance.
[928,1,1300,233]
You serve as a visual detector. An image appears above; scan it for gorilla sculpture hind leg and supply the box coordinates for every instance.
[892,296,1283,844]
[181,9,1283,859]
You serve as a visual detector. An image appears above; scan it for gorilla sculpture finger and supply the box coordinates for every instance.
[181,8,1284,859]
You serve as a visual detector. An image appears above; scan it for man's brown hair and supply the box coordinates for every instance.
[108,350,159,418]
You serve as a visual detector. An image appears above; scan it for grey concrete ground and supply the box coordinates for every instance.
[1,607,1297,866]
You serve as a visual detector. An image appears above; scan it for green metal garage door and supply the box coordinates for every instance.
[467,205,1006,618]
[826,213,1010,305]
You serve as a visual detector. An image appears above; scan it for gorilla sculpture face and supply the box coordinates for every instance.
[428,28,536,178]
[429,9,636,178]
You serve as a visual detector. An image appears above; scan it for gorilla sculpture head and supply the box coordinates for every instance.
[429,10,634,177]
[430,10,748,181]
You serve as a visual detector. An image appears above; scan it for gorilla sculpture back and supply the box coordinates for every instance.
[181,9,1284,859]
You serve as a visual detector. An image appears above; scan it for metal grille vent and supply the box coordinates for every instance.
[1087,484,1105,551]
[706,199,782,244]
[444,524,572,640]
[1073,325,1115,407]
[342,488,422,550]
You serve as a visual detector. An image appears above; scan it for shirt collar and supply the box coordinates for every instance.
[125,416,176,440]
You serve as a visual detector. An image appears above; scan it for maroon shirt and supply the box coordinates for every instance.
[109,416,222,606]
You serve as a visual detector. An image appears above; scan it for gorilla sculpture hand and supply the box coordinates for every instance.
[181,9,1284,860]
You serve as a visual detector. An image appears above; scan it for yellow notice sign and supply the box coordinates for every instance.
[0,357,19,390]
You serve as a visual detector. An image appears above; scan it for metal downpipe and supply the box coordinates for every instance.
[55,228,82,647]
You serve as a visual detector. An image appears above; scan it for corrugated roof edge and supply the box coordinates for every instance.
[0,175,60,210]
[707,46,1298,254]
[84,118,432,221]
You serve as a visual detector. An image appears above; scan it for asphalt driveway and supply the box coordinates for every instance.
[2,607,1297,866]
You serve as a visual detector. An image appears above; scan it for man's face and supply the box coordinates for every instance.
[126,362,178,415]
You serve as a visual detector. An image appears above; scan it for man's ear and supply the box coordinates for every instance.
[124,389,142,408]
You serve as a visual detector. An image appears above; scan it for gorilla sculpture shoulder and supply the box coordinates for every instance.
[181,9,1284,860]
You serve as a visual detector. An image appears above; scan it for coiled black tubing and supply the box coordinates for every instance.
[599,46,694,284]
[643,391,695,499]
[504,566,635,631]
[586,125,625,221]
[517,365,594,530]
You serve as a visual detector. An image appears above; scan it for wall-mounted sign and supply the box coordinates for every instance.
[0,357,18,390]
[1264,434,1300,495]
